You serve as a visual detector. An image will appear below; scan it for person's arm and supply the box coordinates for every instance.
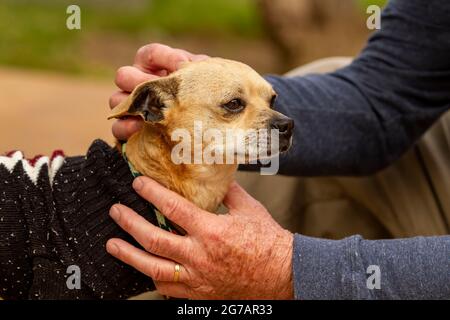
[102,177,450,300]
[110,1,450,177]
[0,141,155,299]
[265,0,450,176]
[293,234,450,299]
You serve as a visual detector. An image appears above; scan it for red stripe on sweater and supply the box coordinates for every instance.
[2,149,65,166]
[51,150,65,161]
[5,150,18,157]
[28,155,44,166]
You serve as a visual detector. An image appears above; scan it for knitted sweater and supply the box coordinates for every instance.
[0,140,155,299]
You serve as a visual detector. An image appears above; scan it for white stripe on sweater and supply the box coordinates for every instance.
[0,151,65,185]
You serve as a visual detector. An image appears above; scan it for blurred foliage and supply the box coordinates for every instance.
[0,1,82,74]
[91,0,263,36]
[0,0,388,76]
[0,0,262,76]
[357,0,388,10]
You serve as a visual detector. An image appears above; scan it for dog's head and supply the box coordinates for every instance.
[109,58,293,164]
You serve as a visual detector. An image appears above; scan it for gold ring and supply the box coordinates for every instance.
[173,264,181,282]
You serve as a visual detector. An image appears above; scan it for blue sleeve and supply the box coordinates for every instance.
[263,0,450,299]
[262,0,450,176]
[292,234,450,299]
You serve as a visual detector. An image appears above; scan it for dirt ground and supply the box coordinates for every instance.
[0,67,117,157]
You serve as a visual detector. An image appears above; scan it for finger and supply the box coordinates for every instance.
[109,204,191,262]
[154,69,168,77]
[115,66,159,92]
[106,238,190,283]
[154,281,191,299]
[132,176,214,234]
[109,91,129,109]
[222,181,264,213]
[111,118,143,141]
[134,43,192,73]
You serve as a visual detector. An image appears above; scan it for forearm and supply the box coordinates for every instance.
[46,142,157,299]
[264,0,450,176]
[0,141,156,299]
[292,234,450,299]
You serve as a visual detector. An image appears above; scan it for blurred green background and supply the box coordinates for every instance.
[0,0,387,77]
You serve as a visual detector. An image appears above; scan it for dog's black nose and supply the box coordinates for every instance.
[270,117,294,135]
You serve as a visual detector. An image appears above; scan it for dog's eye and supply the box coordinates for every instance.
[222,99,246,113]
[270,95,277,108]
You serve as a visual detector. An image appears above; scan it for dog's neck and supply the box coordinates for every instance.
[124,124,238,212]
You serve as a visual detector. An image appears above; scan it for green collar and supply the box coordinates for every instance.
[121,143,177,234]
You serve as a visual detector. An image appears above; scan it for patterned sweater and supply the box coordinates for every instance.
[0,140,155,299]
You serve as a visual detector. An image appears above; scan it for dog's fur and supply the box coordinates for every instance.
[109,58,293,212]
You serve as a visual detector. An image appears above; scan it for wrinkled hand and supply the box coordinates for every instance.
[110,43,208,141]
[106,176,294,299]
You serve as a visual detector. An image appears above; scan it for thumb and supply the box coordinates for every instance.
[223,181,263,214]
[112,118,143,141]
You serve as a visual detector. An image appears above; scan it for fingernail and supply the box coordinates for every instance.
[107,241,119,255]
[133,177,144,191]
[110,205,121,221]
[191,54,209,62]
[175,59,188,70]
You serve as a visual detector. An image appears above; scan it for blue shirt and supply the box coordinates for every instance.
[265,0,450,299]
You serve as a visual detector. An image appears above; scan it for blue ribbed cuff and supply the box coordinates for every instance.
[292,234,367,299]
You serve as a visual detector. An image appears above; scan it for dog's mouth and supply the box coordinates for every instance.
[233,134,293,163]
[168,120,293,165]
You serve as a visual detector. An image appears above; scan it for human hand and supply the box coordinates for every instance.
[110,43,209,141]
[106,177,294,299]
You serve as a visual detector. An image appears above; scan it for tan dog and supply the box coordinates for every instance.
[109,58,293,212]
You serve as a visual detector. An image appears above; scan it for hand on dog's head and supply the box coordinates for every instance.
[109,58,294,160]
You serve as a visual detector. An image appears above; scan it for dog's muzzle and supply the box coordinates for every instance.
[270,116,294,152]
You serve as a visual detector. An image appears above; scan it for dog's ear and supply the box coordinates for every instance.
[108,76,179,122]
